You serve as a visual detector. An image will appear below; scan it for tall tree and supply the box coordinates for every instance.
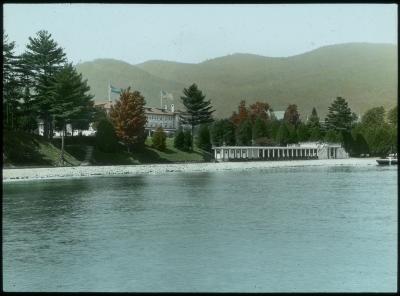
[47,63,94,164]
[325,96,357,133]
[284,104,300,126]
[109,88,147,153]
[21,30,67,139]
[3,33,22,129]
[306,107,322,141]
[180,83,215,143]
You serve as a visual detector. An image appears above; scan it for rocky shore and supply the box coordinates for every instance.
[2,158,379,183]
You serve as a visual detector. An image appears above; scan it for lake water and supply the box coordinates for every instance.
[2,165,397,292]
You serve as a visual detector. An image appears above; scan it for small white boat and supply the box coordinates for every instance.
[376,153,398,165]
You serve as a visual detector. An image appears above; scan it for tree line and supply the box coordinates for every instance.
[172,89,397,157]
[3,31,95,139]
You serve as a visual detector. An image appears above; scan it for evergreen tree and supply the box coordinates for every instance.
[180,83,215,142]
[309,127,322,141]
[152,127,167,151]
[95,119,119,153]
[252,116,268,140]
[183,130,193,151]
[306,107,322,141]
[324,129,343,143]
[21,30,67,139]
[236,119,253,146]
[210,119,236,146]
[352,133,369,156]
[196,124,212,151]
[296,123,309,142]
[47,63,94,164]
[3,34,22,129]
[174,128,185,150]
[307,107,320,129]
[325,97,357,133]
[109,87,147,153]
[287,123,298,144]
[276,122,290,146]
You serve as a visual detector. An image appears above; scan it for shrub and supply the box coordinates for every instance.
[95,119,119,153]
[183,130,193,151]
[174,129,185,150]
[152,127,167,151]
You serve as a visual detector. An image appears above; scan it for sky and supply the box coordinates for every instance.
[3,4,398,65]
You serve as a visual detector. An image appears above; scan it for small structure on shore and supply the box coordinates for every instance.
[212,142,349,161]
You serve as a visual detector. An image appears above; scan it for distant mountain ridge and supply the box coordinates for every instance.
[75,42,397,118]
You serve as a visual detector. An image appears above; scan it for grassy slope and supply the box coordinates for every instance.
[91,138,211,165]
[3,131,210,167]
[76,43,397,119]
[3,130,81,167]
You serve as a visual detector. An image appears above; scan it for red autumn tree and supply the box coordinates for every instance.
[231,100,249,126]
[249,101,270,123]
[109,87,147,152]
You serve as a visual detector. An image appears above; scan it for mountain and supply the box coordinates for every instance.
[75,43,397,118]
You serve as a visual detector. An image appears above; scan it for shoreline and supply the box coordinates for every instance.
[2,158,380,183]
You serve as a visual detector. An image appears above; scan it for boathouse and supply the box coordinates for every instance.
[212,142,349,161]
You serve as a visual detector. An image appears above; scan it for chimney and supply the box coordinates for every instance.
[171,104,175,113]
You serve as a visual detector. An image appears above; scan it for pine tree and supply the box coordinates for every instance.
[325,97,357,133]
[47,63,94,164]
[307,107,320,129]
[3,34,22,129]
[180,83,215,143]
[109,88,147,153]
[21,30,67,139]
[196,124,212,151]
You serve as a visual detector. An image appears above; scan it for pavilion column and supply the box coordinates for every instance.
[214,149,217,160]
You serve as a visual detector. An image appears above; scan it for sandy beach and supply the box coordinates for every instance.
[2,158,379,183]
